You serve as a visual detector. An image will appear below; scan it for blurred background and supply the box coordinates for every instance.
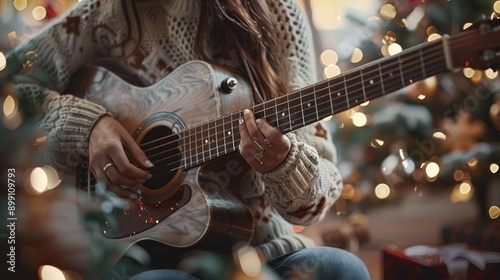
[1,0,500,279]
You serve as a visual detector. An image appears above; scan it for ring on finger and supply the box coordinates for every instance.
[103,162,115,174]
[254,150,264,164]
[253,140,265,151]
[264,138,271,147]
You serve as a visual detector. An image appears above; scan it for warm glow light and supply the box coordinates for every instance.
[406,6,425,30]
[322,115,333,122]
[320,49,339,66]
[324,64,341,78]
[424,162,440,179]
[427,33,442,42]
[388,43,402,55]
[360,101,370,107]
[236,246,262,277]
[463,22,473,30]
[463,68,475,78]
[341,184,355,200]
[380,4,397,20]
[459,182,471,195]
[32,6,47,21]
[352,112,368,127]
[350,48,363,63]
[3,95,17,118]
[490,164,499,174]
[373,139,385,147]
[30,167,48,193]
[485,69,498,79]
[468,158,478,167]
[417,94,426,100]
[494,1,500,13]
[0,52,6,71]
[39,265,66,280]
[310,0,344,29]
[375,183,391,199]
[453,170,465,181]
[13,0,28,11]
[432,131,446,142]
[489,206,500,219]
[450,183,474,203]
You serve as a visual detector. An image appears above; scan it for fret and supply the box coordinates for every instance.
[264,98,278,128]
[398,56,405,88]
[208,121,217,159]
[378,62,386,95]
[181,131,190,169]
[328,76,349,113]
[201,122,211,162]
[344,71,364,108]
[343,75,350,108]
[419,47,427,78]
[214,117,225,157]
[253,103,265,120]
[285,91,303,131]
[380,55,404,94]
[362,64,385,102]
[275,94,291,133]
[222,114,235,154]
[194,125,202,165]
[233,111,243,148]
[300,86,319,127]
[400,50,425,86]
[314,80,333,120]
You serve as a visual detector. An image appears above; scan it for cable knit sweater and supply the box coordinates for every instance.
[7,0,343,261]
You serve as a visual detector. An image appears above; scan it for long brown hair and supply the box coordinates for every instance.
[195,0,290,101]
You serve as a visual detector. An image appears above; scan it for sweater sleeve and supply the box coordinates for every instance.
[5,0,129,172]
[261,0,343,225]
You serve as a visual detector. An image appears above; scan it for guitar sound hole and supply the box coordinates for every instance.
[140,125,181,191]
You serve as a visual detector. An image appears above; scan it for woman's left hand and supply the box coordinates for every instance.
[239,109,291,173]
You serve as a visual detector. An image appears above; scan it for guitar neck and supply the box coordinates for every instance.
[181,38,449,169]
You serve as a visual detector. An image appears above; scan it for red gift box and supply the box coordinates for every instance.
[383,244,500,280]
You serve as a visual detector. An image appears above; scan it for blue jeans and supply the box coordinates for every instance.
[130,247,370,280]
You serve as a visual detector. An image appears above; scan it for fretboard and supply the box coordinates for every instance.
[181,38,448,169]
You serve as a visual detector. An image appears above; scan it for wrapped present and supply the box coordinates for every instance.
[384,244,500,280]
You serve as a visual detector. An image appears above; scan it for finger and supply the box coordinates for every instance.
[122,131,155,170]
[90,163,135,198]
[242,109,266,142]
[104,165,145,186]
[108,139,152,181]
[256,118,282,144]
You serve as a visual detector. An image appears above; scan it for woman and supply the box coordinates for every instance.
[6,0,370,279]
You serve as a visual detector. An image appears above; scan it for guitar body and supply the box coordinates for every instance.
[79,61,254,255]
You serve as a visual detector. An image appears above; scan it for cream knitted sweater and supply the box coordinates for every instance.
[8,0,343,261]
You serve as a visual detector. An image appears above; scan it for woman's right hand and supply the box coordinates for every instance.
[89,116,153,198]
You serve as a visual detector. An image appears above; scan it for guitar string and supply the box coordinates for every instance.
[139,26,483,153]
[141,28,482,175]
[140,37,450,156]
[147,43,448,177]
[142,41,444,158]
[145,42,448,176]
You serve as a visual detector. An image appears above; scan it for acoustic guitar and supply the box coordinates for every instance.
[76,19,500,259]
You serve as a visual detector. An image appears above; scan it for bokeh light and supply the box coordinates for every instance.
[39,265,66,280]
[375,183,391,199]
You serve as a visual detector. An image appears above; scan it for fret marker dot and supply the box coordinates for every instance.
[205,139,208,144]
[337,92,341,96]
[228,131,231,135]
[390,72,393,77]
[282,113,286,117]
[307,103,311,107]
[370,80,374,85]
